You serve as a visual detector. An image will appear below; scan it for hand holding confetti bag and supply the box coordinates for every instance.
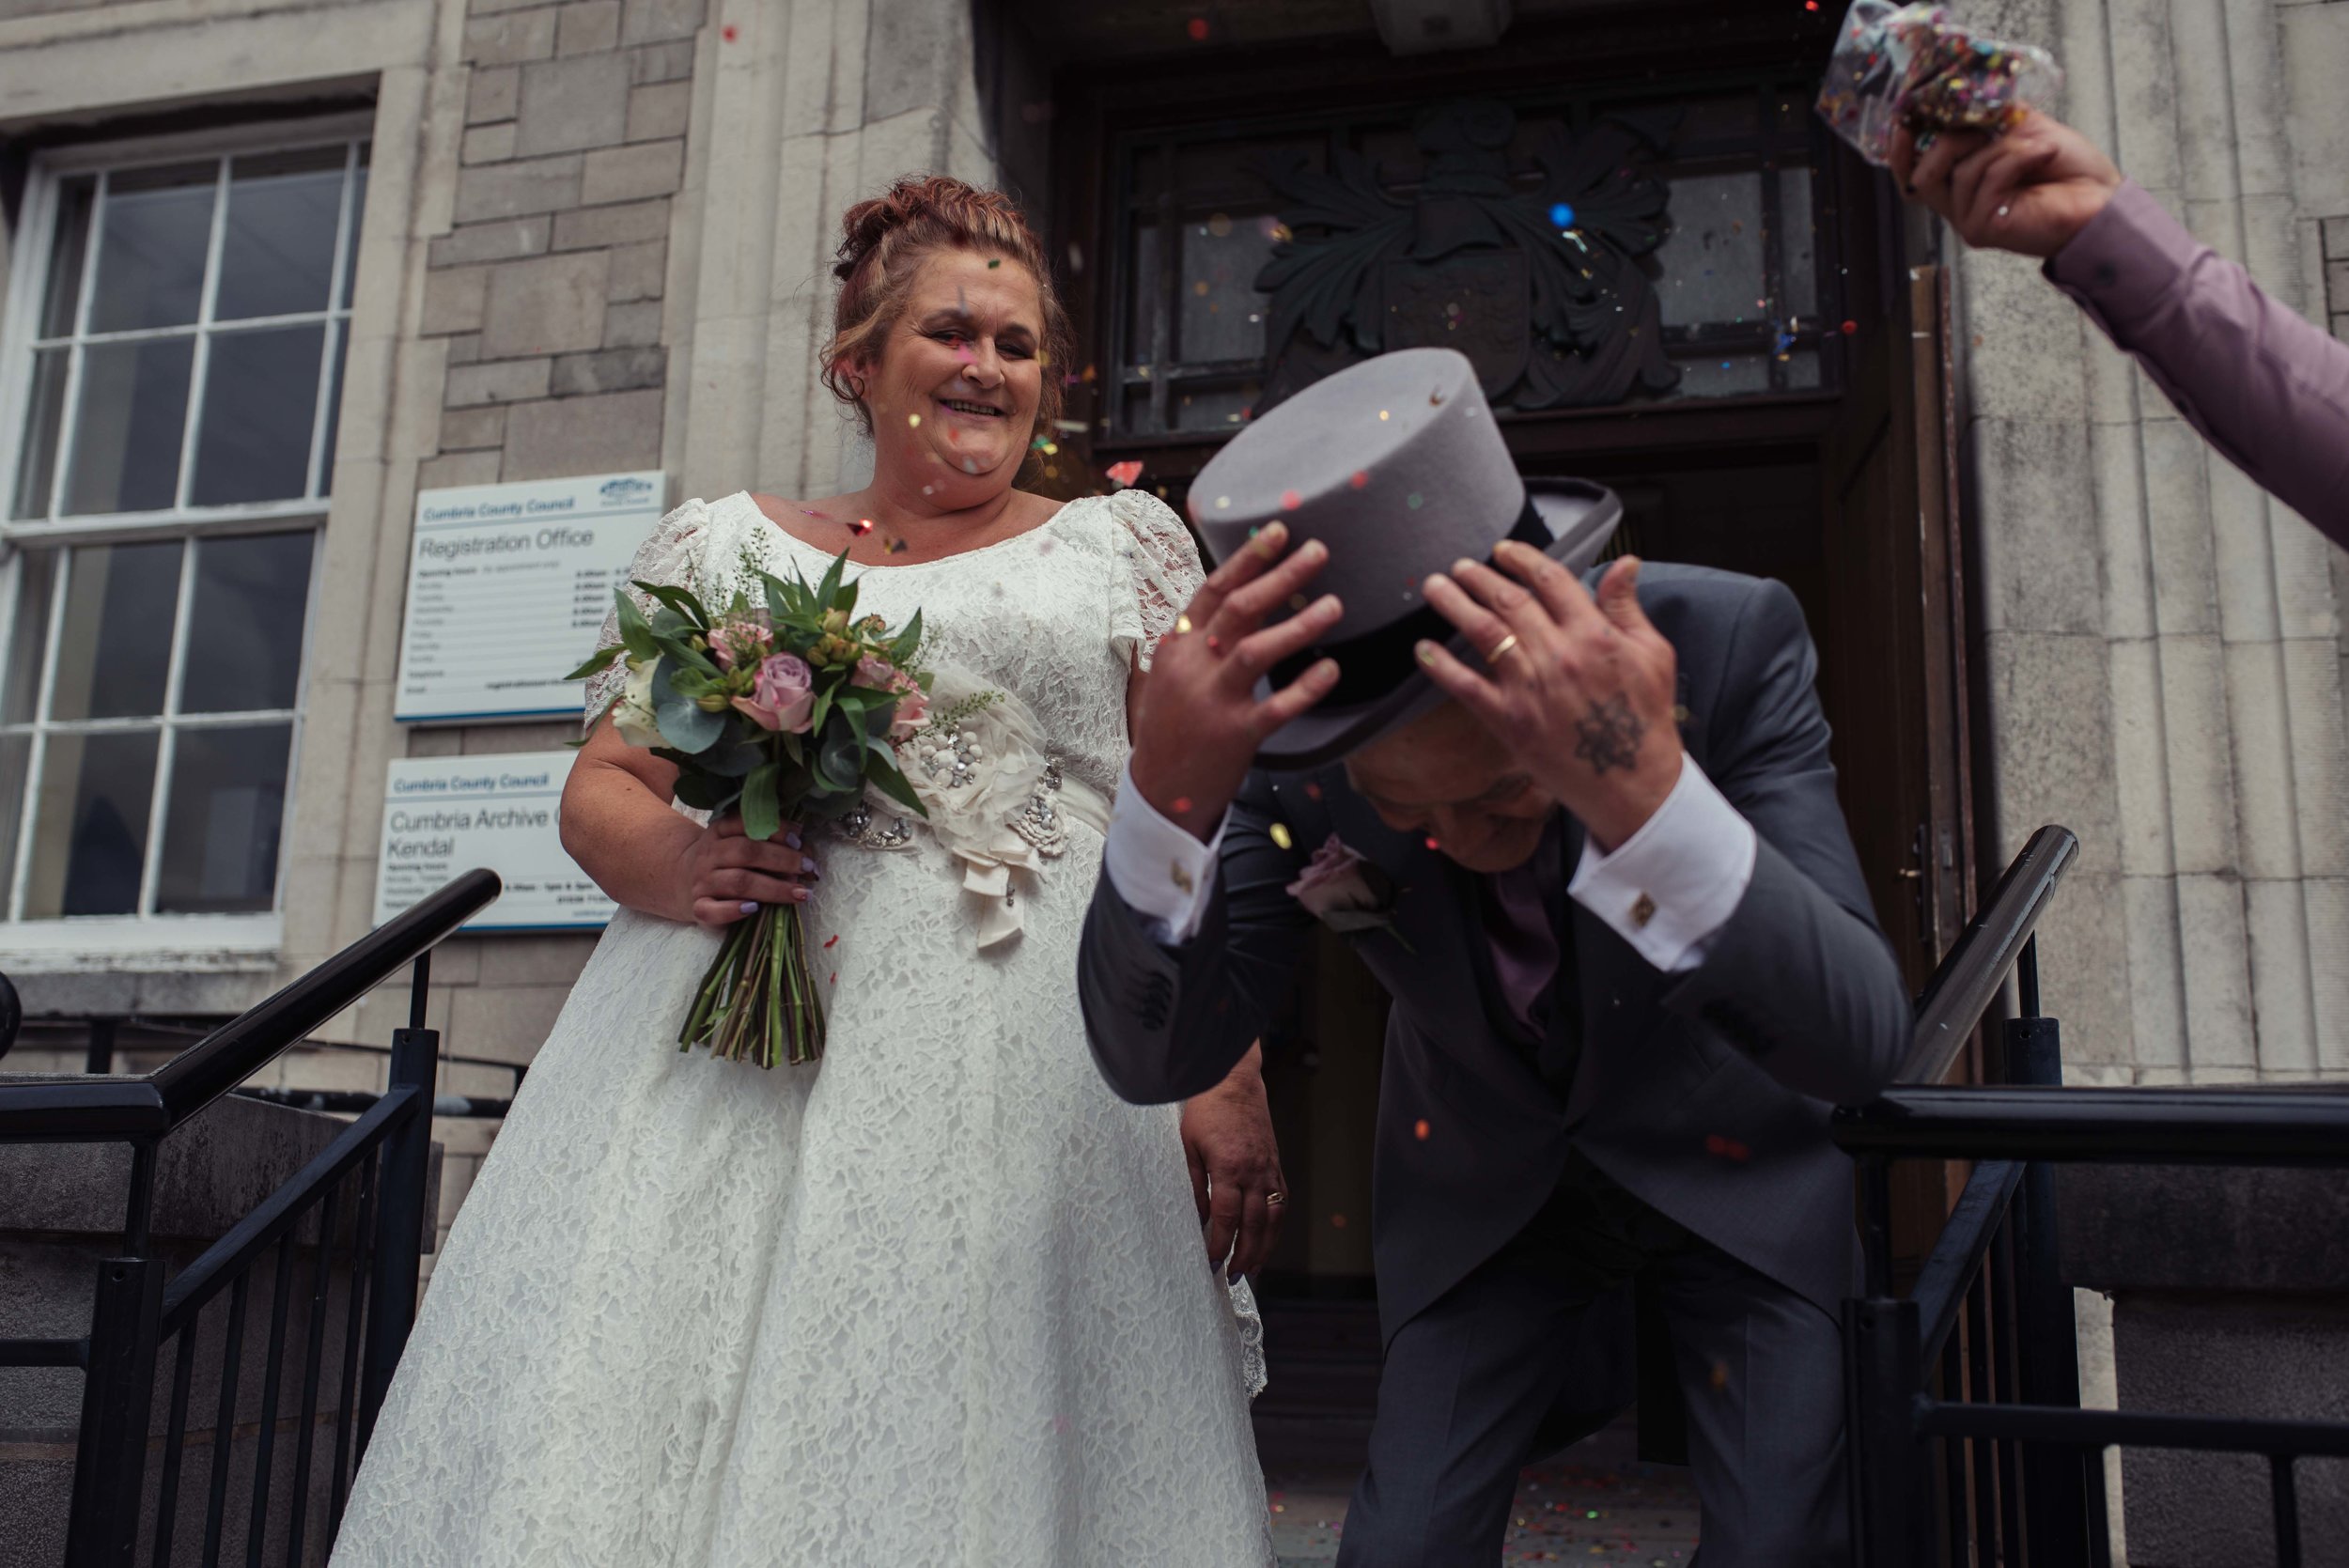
[1816,0,2063,167]
[568,547,936,1067]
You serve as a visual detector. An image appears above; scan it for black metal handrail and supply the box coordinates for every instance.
[1838,1084,2349,1163]
[0,869,501,1568]
[0,969,21,1063]
[0,867,501,1144]
[1899,823,2076,1086]
[1833,825,2349,1568]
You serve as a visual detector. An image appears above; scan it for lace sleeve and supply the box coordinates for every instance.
[583,497,710,729]
[1103,489,1207,672]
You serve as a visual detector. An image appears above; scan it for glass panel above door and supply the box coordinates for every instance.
[1109,82,1837,439]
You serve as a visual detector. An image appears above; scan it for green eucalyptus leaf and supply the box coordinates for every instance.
[653,655,724,751]
[867,760,929,818]
[741,764,782,840]
[636,582,711,629]
[815,716,863,792]
[565,644,625,682]
[613,590,661,660]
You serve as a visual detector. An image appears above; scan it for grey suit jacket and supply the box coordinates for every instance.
[1080,564,1912,1341]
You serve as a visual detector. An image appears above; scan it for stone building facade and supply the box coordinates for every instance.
[0,0,2342,1358]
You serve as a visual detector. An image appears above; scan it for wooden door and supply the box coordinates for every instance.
[1818,261,1973,996]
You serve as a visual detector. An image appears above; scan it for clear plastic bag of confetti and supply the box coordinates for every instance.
[1816,0,2063,167]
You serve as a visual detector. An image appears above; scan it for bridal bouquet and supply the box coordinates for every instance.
[569,550,930,1067]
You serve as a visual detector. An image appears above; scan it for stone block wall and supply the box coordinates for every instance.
[1958,0,2349,1091]
[417,0,695,491]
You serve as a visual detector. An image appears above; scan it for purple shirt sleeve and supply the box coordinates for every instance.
[2045,180,2349,547]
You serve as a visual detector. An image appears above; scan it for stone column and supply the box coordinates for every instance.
[1956,0,2349,1091]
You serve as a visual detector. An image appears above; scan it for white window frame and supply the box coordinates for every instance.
[0,116,368,964]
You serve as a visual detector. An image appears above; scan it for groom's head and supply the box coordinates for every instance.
[1344,700,1557,873]
[1188,349,1620,772]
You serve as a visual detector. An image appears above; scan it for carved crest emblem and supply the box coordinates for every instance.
[1253,100,1683,413]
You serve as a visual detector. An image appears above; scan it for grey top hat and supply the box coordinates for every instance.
[1190,347,1621,769]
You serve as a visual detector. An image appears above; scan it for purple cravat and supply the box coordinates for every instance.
[1484,818,1564,1040]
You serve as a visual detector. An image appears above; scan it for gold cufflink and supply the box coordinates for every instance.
[1172,862,1195,893]
[1631,893,1657,928]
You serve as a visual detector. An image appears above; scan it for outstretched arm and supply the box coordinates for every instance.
[1894,111,2349,544]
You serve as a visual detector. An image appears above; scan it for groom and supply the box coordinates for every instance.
[1078,348,1910,1564]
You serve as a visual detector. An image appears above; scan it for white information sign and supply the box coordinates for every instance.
[394,471,666,722]
[375,754,614,932]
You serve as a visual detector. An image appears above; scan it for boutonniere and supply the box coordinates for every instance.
[1286,834,1408,945]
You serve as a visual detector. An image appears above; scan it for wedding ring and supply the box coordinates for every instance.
[1483,633,1521,666]
[1264,1191,1287,1207]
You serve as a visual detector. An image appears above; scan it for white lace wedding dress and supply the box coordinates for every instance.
[332,490,1275,1567]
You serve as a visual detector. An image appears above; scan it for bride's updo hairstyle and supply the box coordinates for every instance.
[820,174,1076,440]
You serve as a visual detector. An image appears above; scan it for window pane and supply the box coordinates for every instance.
[1172,381,1258,433]
[1671,354,1771,397]
[1775,166,1817,319]
[215,148,347,321]
[64,336,194,515]
[179,532,314,713]
[1653,170,1767,330]
[316,321,349,489]
[88,163,217,334]
[0,732,26,912]
[23,727,158,918]
[1176,214,1276,364]
[3,551,58,724]
[1128,218,1160,374]
[338,155,369,309]
[156,722,289,913]
[189,324,324,505]
[49,539,182,721]
[12,348,70,520]
[39,176,96,339]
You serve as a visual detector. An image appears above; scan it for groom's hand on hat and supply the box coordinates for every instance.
[1416,544,1681,853]
[1130,521,1345,842]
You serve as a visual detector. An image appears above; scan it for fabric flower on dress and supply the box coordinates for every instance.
[610,659,664,749]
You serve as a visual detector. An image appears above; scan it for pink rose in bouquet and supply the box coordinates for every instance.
[708,613,771,670]
[858,655,931,737]
[732,652,816,733]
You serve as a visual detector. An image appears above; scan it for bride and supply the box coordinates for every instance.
[334,176,1283,1566]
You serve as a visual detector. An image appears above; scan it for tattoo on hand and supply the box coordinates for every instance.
[1572,694,1645,776]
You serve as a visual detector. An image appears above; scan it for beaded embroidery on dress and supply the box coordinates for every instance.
[333,490,1274,1568]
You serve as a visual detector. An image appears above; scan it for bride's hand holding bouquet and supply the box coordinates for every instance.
[570,548,931,1067]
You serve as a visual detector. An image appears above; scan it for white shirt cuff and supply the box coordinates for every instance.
[1567,753,1757,973]
[1104,761,1224,945]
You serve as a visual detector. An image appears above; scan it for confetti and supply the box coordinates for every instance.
[908,412,922,427]
[1330,1213,1347,1229]
[1407,493,1423,509]
[1709,1361,1729,1390]
[1377,410,1391,421]
[823,933,839,949]
[1302,782,1323,800]
[1269,822,1294,850]
[1349,471,1369,489]
[1175,613,1193,634]
[1842,319,1859,334]
[1280,489,1300,509]
[1216,495,1231,508]
[1703,1133,1751,1161]
[721,21,738,39]
[1414,1119,1431,1141]
[1423,835,1441,850]
[988,257,1002,269]
[1172,797,1193,815]
[1105,458,1144,488]
[1548,201,1577,228]
[849,518,874,535]
[1186,15,1209,39]
[1207,212,1233,237]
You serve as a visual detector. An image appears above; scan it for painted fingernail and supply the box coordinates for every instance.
[1315,659,1340,680]
[804,862,822,880]
[1415,641,1439,665]
[785,831,803,849]
[739,900,760,914]
[788,886,812,903]
[1453,557,1476,574]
